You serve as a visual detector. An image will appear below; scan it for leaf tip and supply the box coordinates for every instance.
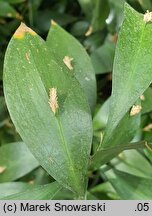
[13,22,36,39]
[51,19,57,27]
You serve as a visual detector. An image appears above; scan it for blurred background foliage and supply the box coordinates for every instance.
[1,0,152,199]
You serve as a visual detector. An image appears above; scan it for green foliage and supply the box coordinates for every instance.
[1,0,152,200]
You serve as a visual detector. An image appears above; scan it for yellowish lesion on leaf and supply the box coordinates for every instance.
[63,56,73,70]
[48,88,59,115]
[130,105,142,116]
[13,22,36,39]
[25,52,31,64]
[51,19,57,26]
[144,10,152,23]
[0,166,6,174]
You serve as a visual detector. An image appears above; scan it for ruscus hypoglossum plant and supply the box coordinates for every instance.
[1,3,152,200]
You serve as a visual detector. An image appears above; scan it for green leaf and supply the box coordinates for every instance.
[89,182,119,200]
[77,0,93,19]
[135,0,152,11]
[93,97,110,131]
[6,0,26,4]
[78,0,109,32]
[46,22,96,112]
[35,10,77,33]
[1,182,62,200]
[91,99,141,169]
[0,182,33,199]
[0,96,7,122]
[107,0,125,33]
[90,141,145,170]
[91,40,115,74]
[106,169,152,199]
[103,3,152,149]
[91,0,110,32]
[0,1,22,19]
[70,21,89,37]
[4,23,92,198]
[111,150,152,178]
[0,142,39,182]
[141,87,152,114]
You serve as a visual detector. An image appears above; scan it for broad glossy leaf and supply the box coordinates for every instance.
[141,87,152,114]
[91,0,110,32]
[70,21,89,36]
[102,4,152,149]
[135,0,152,11]
[91,41,115,74]
[46,22,96,112]
[0,142,39,182]
[0,182,33,199]
[89,182,119,200]
[2,182,62,200]
[84,31,104,53]
[35,10,77,33]
[93,97,110,131]
[90,141,145,170]
[77,0,93,19]
[0,1,22,19]
[91,100,141,169]
[78,0,109,32]
[4,23,92,198]
[111,150,152,178]
[106,170,152,199]
[107,0,125,32]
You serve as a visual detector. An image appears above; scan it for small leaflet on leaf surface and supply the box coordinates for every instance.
[48,88,58,115]
[144,10,152,23]
[63,56,73,70]
[130,105,142,116]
